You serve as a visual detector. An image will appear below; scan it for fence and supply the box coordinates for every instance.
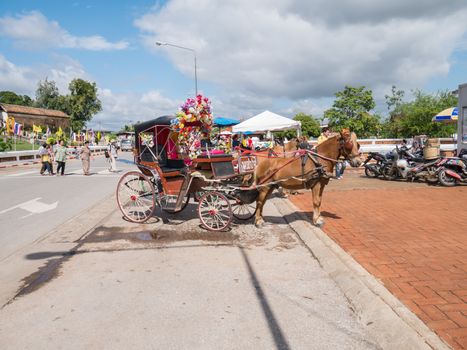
[0,146,108,163]
[308,137,457,157]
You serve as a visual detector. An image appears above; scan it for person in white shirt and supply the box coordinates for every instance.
[108,142,118,172]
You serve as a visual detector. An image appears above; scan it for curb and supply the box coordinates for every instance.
[272,198,451,350]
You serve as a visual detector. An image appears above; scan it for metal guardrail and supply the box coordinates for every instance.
[0,146,108,163]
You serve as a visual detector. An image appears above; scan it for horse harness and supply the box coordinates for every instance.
[246,135,357,190]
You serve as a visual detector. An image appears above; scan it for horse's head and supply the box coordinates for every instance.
[339,129,362,167]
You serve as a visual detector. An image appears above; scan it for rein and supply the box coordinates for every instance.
[305,150,339,163]
[257,152,305,185]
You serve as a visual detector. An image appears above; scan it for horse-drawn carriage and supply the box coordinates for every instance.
[116,115,258,231]
[117,93,362,230]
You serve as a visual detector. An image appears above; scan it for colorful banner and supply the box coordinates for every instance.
[6,117,15,135]
[13,122,22,136]
[56,127,64,137]
[33,124,42,133]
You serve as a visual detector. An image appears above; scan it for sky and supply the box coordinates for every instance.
[1,0,467,130]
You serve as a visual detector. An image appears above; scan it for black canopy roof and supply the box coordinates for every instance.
[134,115,175,135]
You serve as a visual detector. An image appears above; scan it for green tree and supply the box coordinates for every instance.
[35,79,61,109]
[324,85,381,138]
[121,124,134,132]
[384,90,457,138]
[0,126,13,151]
[0,91,34,106]
[385,85,405,115]
[294,113,321,138]
[67,79,102,131]
[275,113,320,139]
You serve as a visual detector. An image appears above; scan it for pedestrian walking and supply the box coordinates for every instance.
[335,160,347,179]
[108,141,118,172]
[38,143,48,175]
[40,144,53,175]
[80,141,91,175]
[54,140,68,176]
[47,144,55,175]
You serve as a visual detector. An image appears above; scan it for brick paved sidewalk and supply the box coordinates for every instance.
[290,176,467,349]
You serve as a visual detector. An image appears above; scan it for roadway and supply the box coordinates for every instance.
[0,152,136,261]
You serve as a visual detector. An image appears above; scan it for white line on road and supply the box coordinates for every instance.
[0,197,58,219]
[7,170,38,177]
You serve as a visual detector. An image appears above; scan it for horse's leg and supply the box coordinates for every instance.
[311,181,326,227]
[254,186,274,228]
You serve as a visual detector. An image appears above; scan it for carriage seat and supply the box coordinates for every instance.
[160,159,187,173]
[156,146,187,174]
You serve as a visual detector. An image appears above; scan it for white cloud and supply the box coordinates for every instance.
[90,88,181,129]
[135,0,467,111]
[0,54,89,95]
[0,52,182,130]
[0,11,129,51]
[0,55,34,93]
[281,98,332,118]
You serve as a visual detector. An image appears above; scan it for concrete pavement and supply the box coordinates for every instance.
[0,193,381,349]
[0,152,135,261]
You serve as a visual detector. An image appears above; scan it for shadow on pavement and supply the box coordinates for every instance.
[239,246,291,350]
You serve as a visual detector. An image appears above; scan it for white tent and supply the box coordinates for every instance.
[232,110,301,134]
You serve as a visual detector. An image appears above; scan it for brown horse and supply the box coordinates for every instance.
[271,138,300,155]
[253,129,361,227]
[239,138,301,186]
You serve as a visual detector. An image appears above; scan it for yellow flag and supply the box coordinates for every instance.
[56,127,64,137]
[6,117,15,134]
[33,125,42,133]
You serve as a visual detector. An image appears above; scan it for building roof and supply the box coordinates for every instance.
[0,103,69,118]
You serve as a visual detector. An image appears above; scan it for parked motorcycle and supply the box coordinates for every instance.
[362,152,393,178]
[436,156,467,186]
[382,146,439,183]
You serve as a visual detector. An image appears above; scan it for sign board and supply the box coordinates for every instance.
[238,156,257,174]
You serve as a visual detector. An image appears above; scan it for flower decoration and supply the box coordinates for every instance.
[172,94,213,158]
[140,132,154,147]
[216,134,231,154]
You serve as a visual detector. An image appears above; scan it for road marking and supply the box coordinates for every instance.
[7,170,38,177]
[0,197,58,219]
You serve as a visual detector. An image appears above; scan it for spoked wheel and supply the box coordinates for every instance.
[194,191,205,202]
[161,194,191,213]
[198,191,232,231]
[232,200,256,220]
[116,171,156,223]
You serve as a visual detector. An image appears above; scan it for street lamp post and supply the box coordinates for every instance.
[156,41,198,96]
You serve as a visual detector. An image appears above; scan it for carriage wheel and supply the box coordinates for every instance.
[198,191,232,231]
[194,191,204,202]
[116,171,156,223]
[161,194,191,213]
[232,200,256,220]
